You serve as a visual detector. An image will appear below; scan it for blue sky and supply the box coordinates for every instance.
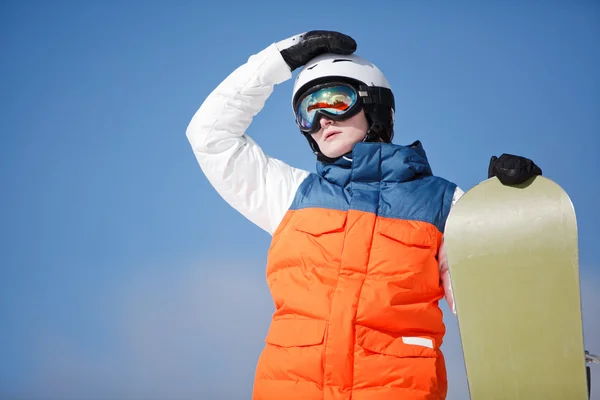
[1,1,599,399]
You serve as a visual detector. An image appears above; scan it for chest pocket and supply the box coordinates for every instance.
[370,217,441,279]
[282,208,348,271]
[291,208,347,236]
[377,218,437,248]
[267,208,348,282]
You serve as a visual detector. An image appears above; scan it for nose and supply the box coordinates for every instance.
[319,116,334,128]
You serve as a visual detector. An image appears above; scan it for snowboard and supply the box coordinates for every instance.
[444,175,588,399]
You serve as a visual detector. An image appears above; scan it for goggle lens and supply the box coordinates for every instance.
[296,85,358,131]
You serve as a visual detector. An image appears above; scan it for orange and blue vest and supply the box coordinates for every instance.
[252,141,457,400]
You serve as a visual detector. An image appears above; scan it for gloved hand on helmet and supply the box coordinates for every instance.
[277,31,357,71]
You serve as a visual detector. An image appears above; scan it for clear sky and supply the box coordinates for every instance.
[1,1,599,399]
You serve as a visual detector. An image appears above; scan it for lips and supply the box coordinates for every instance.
[324,130,341,141]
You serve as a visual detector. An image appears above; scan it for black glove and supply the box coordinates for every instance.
[488,153,542,185]
[277,31,357,71]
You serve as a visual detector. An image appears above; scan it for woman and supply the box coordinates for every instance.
[186,31,540,400]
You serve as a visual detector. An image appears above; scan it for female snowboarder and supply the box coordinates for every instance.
[186,31,541,400]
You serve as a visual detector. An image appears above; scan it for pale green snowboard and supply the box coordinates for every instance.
[444,176,588,399]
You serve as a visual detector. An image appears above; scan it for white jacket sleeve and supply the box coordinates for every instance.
[439,186,465,315]
[186,43,310,235]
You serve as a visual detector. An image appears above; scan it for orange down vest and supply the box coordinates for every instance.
[252,142,457,400]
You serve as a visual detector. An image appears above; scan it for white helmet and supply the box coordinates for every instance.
[291,53,395,159]
[293,53,392,100]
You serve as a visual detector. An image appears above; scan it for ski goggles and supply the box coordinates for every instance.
[294,83,362,133]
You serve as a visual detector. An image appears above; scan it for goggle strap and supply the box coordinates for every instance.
[358,85,395,108]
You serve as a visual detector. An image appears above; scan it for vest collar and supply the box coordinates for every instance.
[316,141,433,187]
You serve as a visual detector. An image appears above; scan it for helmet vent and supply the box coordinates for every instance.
[332,59,352,63]
[306,64,318,70]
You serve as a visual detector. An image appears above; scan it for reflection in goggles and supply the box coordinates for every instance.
[306,96,352,113]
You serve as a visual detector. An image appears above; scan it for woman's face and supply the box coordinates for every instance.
[310,109,369,158]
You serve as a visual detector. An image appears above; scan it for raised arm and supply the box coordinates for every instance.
[186,43,308,234]
[186,32,358,235]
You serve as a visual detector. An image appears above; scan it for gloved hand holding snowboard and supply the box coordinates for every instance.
[488,153,543,185]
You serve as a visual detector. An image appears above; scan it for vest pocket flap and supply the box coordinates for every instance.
[292,209,347,236]
[356,325,437,358]
[377,218,436,247]
[265,318,327,348]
